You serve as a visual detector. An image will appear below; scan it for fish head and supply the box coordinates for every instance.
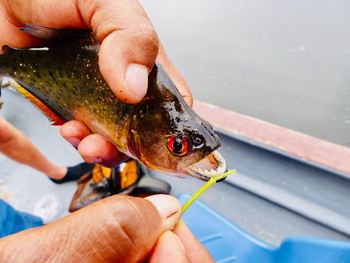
[130,104,227,181]
[128,64,227,181]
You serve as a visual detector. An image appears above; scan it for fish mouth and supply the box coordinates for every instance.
[185,151,227,181]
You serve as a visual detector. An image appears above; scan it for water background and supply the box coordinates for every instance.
[141,0,350,147]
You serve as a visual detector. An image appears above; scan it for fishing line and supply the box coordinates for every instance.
[181,169,237,215]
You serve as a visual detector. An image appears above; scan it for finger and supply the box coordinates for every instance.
[3,0,191,105]
[77,134,127,166]
[145,195,181,232]
[60,120,92,147]
[84,0,159,103]
[60,122,126,167]
[0,195,181,262]
[174,220,214,263]
[0,0,84,48]
[0,14,41,51]
[3,0,158,103]
[149,231,190,263]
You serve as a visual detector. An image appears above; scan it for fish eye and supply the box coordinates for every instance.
[167,135,189,156]
[192,135,204,147]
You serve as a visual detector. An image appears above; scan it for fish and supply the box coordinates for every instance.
[0,24,227,181]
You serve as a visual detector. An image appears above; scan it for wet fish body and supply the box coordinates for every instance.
[0,25,226,180]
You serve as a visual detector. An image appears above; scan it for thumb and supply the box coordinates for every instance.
[2,0,191,105]
[78,0,159,103]
[0,195,181,263]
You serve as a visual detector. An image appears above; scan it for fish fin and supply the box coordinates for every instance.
[9,80,65,125]
[20,24,86,40]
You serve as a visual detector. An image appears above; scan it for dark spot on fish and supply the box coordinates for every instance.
[48,71,55,80]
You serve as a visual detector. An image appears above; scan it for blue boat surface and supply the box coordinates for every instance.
[179,194,350,263]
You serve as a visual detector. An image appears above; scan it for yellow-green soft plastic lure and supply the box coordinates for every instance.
[181,170,236,214]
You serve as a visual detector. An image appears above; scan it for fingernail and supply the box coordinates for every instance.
[67,137,81,147]
[146,195,181,229]
[124,64,148,102]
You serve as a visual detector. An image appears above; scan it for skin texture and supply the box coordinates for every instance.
[0,1,213,261]
[150,221,214,263]
[0,195,213,262]
[173,220,214,262]
[0,117,67,179]
[0,0,193,166]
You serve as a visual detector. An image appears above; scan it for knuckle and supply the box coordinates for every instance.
[88,196,151,256]
[131,25,159,65]
[100,196,157,241]
[138,26,159,48]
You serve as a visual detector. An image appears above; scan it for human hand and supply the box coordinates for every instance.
[151,219,214,263]
[0,195,213,262]
[0,0,192,166]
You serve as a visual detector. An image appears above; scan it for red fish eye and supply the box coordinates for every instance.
[167,135,189,156]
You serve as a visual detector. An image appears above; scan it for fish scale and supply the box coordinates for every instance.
[0,25,226,180]
[1,36,132,149]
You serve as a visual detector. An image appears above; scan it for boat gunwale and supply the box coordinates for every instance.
[193,100,350,179]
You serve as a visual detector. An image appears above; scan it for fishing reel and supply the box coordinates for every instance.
[69,160,171,212]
